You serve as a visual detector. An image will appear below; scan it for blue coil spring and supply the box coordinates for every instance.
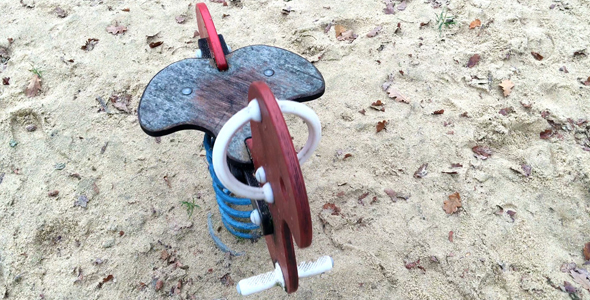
[203,134,259,239]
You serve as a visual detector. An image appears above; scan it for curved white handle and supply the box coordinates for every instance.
[212,99,321,201]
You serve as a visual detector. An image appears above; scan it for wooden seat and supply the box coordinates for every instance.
[138,45,325,166]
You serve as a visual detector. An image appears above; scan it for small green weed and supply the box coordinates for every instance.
[29,65,43,77]
[180,197,200,217]
[435,8,456,36]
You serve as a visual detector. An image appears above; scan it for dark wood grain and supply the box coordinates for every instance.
[138,45,325,166]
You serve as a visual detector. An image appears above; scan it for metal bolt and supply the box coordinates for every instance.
[181,88,192,95]
[263,69,274,77]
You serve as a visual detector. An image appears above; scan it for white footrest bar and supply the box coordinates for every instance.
[236,256,334,296]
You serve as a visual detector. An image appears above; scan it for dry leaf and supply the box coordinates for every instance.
[570,268,590,292]
[370,100,385,111]
[472,145,492,159]
[540,129,553,139]
[155,280,164,291]
[220,273,234,286]
[584,243,590,261]
[531,52,544,61]
[383,0,395,14]
[521,164,532,177]
[337,29,358,42]
[499,80,514,96]
[564,281,577,294]
[358,192,369,206]
[385,189,410,201]
[121,8,130,12]
[160,250,170,260]
[384,189,397,202]
[469,19,481,29]
[103,275,113,283]
[25,74,41,97]
[358,109,366,115]
[75,195,89,208]
[467,54,481,68]
[397,1,407,11]
[322,203,341,215]
[376,120,388,133]
[98,274,114,288]
[419,21,430,28]
[106,24,127,35]
[432,109,444,115]
[405,259,421,270]
[386,86,409,103]
[366,26,383,38]
[81,38,99,51]
[394,22,401,34]
[343,153,353,159]
[48,190,59,197]
[55,7,67,18]
[414,163,428,178]
[451,163,463,168]
[506,210,516,221]
[498,107,514,115]
[149,41,163,48]
[443,192,462,214]
[175,15,186,24]
[334,24,346,38]
[110,93,131,113]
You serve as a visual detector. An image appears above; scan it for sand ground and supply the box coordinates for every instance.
[1,0,590,299]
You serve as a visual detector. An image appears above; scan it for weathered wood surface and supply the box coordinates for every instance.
[138,45,325,166]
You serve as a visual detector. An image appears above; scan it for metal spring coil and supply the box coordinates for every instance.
[204,134,259,239]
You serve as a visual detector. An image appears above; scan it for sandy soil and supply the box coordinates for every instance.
[1,0,590,299]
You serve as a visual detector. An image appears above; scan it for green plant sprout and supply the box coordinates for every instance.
[435,8,456,36]
[29,65,43,77]
[181,197,200,217]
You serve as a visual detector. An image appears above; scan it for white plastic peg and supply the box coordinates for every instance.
[236,256,334,296]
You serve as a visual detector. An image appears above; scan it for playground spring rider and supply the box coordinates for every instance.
[138,3,333,295]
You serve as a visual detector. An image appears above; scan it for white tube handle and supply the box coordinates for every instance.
[212,99,321,201]
[236,256,334,296]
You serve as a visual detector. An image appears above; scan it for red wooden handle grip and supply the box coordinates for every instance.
[195,3,228,71]
[247,82,312,293]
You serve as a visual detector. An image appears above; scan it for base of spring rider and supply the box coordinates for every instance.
[203,134,260,239]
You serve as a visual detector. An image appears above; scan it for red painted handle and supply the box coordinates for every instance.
[195,3,228,71]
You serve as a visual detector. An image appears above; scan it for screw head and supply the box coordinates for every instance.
[263,69,274,77]
[181,88,192,95]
